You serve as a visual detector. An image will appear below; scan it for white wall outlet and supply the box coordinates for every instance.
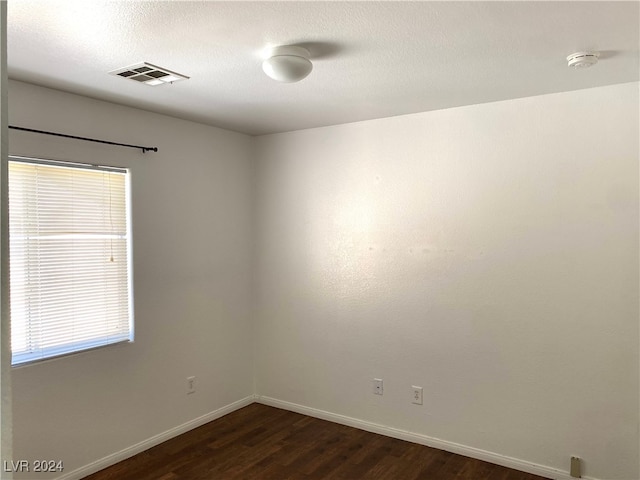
[373,378,383,395]
[187,376,196,395]
[412,385,423,405]
[570,456,581,478]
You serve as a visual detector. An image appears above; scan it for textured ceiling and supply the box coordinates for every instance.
[8,1,640,136]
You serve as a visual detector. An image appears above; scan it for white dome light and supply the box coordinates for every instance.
[567,51,599,69]
[262,46,313,83]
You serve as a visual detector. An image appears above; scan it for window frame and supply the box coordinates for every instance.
[8,155,134,367]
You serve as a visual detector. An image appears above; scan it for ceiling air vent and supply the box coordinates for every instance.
[109,62,189,86]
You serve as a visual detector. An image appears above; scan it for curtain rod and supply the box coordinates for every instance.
[9,125,158,153]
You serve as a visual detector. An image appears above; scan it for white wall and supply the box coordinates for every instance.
[0,5,12,476]
[6,80,638,480]
[8,80,255,478]
[254,83,639,480]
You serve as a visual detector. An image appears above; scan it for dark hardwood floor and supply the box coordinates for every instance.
[84,403,550,480]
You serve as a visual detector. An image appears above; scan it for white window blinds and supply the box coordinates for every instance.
[9,157,133,366]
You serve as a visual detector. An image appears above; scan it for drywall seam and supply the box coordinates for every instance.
[256,396,601,480]
[55,395,255,480]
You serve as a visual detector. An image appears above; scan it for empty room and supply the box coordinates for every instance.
[0,1,638,480]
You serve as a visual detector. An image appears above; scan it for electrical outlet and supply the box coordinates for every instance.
[372,378,383,395]
[187,376,196,395]
[570,456,581,478]
[412,386,423,405]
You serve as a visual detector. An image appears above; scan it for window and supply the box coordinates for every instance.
[9,157,133,366]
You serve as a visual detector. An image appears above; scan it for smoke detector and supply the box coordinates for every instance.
[109,62,189,86]
[566,52,599,69]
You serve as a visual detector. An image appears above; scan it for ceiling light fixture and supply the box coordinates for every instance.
[262,46,313,83]
[109,62,189,86]
[566,51,599,69]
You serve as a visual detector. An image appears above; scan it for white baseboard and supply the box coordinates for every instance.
[56,394,604,480]
[256,395,601,480]
[57,395,256,480]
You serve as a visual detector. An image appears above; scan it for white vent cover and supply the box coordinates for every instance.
[109,62,189,86]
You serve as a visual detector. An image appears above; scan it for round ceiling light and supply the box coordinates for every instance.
[566,51,599,69]
[262,46,313,83]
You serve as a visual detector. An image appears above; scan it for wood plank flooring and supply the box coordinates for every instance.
[83,403,550,480]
